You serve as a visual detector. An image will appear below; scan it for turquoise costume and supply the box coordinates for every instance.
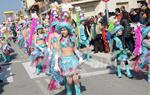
[78,15,90,61]
[49,47,64,87]
[78,24,89,47]
[17,27,25,48]
[0,38,11,63]
[59,36,80,76]
[55,21,82,95]
[112,25,132,78]
[138,26,150,83]
[30,25,48,75]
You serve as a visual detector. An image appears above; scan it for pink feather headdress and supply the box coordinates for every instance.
[133,26,142,56]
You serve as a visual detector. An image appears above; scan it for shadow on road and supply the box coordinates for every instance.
[107,65,147,81]
[10,53,18,60]
[55,83,86,95]
[0,49,17,95]
[131,71,147,80]
[0,82,9,95]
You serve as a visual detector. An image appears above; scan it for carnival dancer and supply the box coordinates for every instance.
[47,21,64,90]
[27,13,37,57]
[111,25,133,78]
[47,2,65,90]
[17,22,25,48]
[131,22,142,71]
[0,38,6,63]
[0,26,12,62]
[135,26,150,83]
[76,7,90,61]
[22,20,30,54]
[0,34,12,63]
[30,24,47,75]
[54,21,83,95]
[45,2,60,76]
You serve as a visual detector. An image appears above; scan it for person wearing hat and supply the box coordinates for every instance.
[78,14,89,48]
[30,25,47,75]
[111,25,133,78]
[91,17,104,53]
[48,3,66,91]
[78,13,91,61]
[44,23,50,33]
[47,21,64,91]
[138,26,150,83]
[0,38,7,63]
[22,20,31,54]
[54,21,83,95]
[17,23,25,48]
[46,4,61,76]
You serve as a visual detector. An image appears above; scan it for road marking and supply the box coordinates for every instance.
[80,69,114,78]
[35,80,50,95]
[85,59,111,69]
[45,79,50,84]
[81,67,87,73]
[22,62,47,79]
[11,60,22,63]
[0,65,14,83]
[7,66,14,83]
[21,60,112,79]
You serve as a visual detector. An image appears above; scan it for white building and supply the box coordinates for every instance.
[27,0,148,17]
[25,0,36,9]
[59,0,147,17]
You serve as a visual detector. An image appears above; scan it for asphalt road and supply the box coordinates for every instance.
[0,42,149,95]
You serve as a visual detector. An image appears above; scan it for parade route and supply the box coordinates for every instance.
[0,42,149,95]
[0,0,150,94]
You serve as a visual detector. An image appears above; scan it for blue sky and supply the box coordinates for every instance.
[0,0,22,23]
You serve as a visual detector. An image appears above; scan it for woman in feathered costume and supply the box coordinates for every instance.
[0,36,7,62]
[54,21,83,95]
[0,26,12,63]
[76,7,90,61]
[43,2,61,76]
[29,24,48,75]
[47,20,64,91]
[46,2,64,91]
[22,20,31,54]
[131,24,142,72]
[136,26,150,83]
[17,23,24,48]
[111,25,133,78]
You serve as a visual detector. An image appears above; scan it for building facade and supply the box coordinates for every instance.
[24,0,148,17]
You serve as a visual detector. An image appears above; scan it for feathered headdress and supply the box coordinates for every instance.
[28,12,38,46]
[50,2,60,21]
[55,22,74,34]
[133,26,142,56]
[75,6,81,24]
[113,25,124,35]
[46,2,60,40]
[49,2,60,32]
[61,3,73,23]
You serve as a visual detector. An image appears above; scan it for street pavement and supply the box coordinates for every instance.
[0,42,149,95]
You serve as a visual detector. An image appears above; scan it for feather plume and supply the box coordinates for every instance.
[133,26,142,56]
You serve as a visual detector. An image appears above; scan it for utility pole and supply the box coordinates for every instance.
[102,0,109,24]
